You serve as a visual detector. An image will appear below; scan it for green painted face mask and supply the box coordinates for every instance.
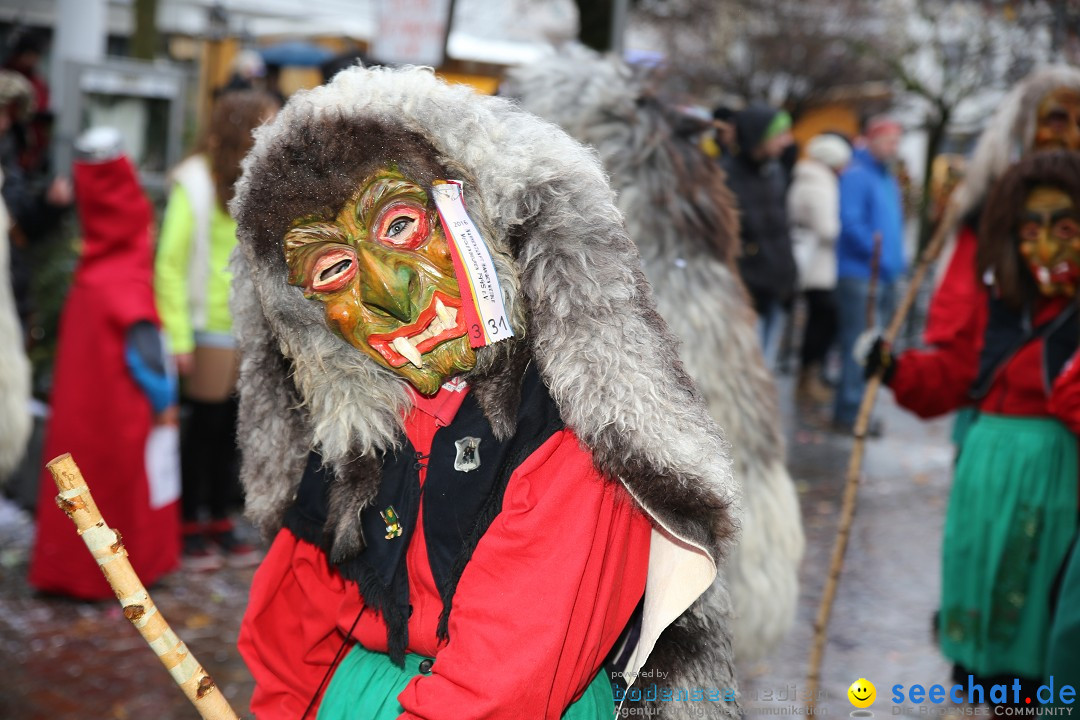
[284,167,477,395]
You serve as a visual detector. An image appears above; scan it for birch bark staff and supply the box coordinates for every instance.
[806,201,960,707]
[46,453,240,720]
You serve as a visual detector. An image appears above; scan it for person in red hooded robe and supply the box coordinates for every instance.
[29,128,180,599]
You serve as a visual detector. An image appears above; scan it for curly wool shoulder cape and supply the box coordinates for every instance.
[229,65,741,717]
[503,46,804,663]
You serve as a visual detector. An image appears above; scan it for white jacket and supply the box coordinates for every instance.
[787,158,840,291]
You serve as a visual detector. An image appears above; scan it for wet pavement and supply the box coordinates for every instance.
[741,376,955,717]
[0,376,956,719]
[0,500,259,720]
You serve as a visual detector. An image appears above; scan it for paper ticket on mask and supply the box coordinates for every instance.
[432,180,514,349]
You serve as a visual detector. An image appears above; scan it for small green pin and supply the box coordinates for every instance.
[381,506,403,540]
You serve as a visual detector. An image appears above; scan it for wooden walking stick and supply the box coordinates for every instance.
[47,453,240,720]
[806,201,961,708]
[866,233,883,330]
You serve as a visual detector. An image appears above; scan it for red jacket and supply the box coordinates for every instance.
[238,384,652,719]
[890,225,1080,432]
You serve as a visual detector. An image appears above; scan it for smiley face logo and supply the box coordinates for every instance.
[848,678,876,708]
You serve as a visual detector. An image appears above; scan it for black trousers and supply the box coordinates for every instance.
[180,396,240,524]
[799,289,837,368]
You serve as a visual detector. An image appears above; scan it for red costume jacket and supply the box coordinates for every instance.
[890,225,1080,431]
[239,383,652,719]
[29,155,179,598]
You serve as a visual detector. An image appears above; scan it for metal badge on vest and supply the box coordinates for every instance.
[454,437,481,472]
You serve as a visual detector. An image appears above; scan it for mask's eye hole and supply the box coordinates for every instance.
[311,247,357,293]
[1019,222,1043,242]
[1043,109,1071,131]
[374,202,429,250]
[1053,218,1079,239]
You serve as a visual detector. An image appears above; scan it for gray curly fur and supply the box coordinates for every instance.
[230,65,740,717]
[504,47,804,664]
[0,190,31,480]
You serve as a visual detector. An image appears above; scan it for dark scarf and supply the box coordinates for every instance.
[970,296,1079,400]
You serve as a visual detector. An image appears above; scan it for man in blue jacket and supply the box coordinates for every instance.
[833,116,906,433]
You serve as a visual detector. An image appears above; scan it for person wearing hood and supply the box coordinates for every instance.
[232,66,740,719]
[28,128,180,599]
[722,105,797,368]
[788,133,852,405]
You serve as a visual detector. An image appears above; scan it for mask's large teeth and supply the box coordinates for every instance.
[435,298,456,328]
[392,336,424,369]
[427,314,444,336]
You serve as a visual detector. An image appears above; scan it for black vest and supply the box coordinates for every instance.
[970,296,1078,400]
[283,366,564,665]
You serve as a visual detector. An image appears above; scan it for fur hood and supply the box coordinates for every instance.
[230,65,740,715]
[955,64,1080,217]
[500,47,740,268]
[505,47,804,664]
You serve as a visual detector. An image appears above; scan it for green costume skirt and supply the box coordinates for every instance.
[317,644,615,719]
[950,406,979,452]
[1046,538,1080,689]
[939,414,1078,679]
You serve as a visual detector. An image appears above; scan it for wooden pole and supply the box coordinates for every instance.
[805,201,960,707]
[46,453,240,720]
[866,232,883,330]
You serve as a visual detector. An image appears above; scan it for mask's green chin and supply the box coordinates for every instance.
[388,334,477,396]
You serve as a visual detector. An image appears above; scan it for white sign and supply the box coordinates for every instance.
[145,425,181,510]
[371,0,453,67]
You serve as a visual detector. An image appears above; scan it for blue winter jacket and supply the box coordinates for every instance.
[837,148,906,282]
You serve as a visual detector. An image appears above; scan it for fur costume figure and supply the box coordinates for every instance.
[503,48,804,662]
[230,65,742,718]
[0,163,31,479]
[0,70,33,480]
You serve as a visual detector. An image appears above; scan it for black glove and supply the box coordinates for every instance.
[863,335,897,384]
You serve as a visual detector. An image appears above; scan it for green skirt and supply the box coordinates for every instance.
[1046,538,1080,689]
[317,644,615,719]
[940,414,1078,679]
[950,406,979,452]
